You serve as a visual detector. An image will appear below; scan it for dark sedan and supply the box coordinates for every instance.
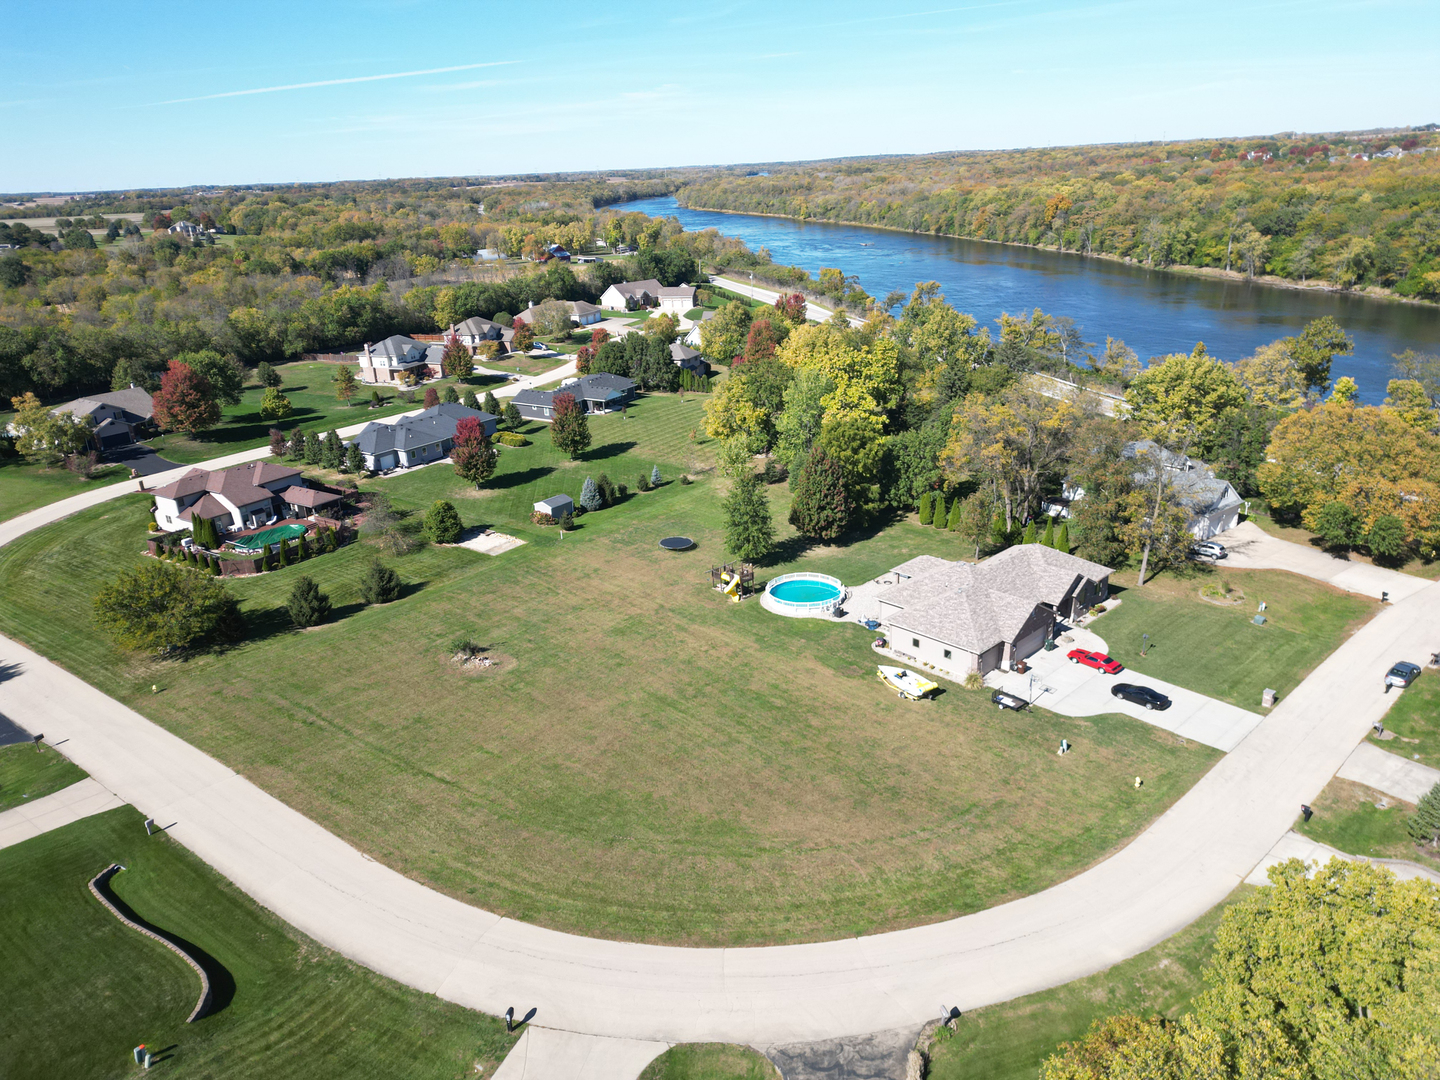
[1111,683,1172,711]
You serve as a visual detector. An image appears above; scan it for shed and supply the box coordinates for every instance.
[534,495,574,520]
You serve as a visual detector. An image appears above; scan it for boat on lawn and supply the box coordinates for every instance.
[877,665,939,700]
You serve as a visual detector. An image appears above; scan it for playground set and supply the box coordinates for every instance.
[709,562,755,601]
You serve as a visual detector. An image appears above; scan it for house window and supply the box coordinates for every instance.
[912,638,920,649]
[943,649,952,660]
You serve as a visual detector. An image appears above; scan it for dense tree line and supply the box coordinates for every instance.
[675,127,1440,298]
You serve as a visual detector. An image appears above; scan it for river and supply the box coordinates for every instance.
[618,196,1440,404]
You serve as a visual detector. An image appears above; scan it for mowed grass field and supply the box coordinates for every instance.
[0,395,1224,946]
[0,807,514,1080]
[1094,567,1377,710]
[0,742,88,811]
[0,456,130,522]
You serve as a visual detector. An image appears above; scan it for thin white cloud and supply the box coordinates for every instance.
[149,61,517,106]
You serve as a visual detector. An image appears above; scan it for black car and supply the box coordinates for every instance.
[991,689,1029,711]
[1111,683,1171,711]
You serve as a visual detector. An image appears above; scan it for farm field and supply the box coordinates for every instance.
[0,394,1224,946]
[0,807,514,1080]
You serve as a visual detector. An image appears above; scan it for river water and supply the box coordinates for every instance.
[619,196,1440,404]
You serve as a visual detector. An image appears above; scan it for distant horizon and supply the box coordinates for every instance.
[5,0,1437,193]
[3,120,1434,200]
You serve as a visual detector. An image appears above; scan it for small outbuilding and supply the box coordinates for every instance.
[534,495,574,520]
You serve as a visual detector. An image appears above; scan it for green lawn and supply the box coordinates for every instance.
[1370,673,1440,769]
[0,742,88,811]
[1294,777,1435,863]
[0,395,1220,947]
[145,361,508,465]
[479,352,568,377]
[1093,567,1377,710]
[0,457,130,522]
[0,807,515,1080]
[926,891,1245,1080]
[639,1044,779,1080]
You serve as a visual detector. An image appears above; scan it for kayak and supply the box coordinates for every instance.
[878,665,939,700]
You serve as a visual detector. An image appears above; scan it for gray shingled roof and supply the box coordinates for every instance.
[1122,440,1243,516]
[349,403,496,457]
[52,385,154,422]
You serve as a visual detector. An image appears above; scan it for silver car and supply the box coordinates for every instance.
[1190,540,1227,561]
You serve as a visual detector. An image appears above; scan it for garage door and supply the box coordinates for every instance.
[1013,624,1048,663]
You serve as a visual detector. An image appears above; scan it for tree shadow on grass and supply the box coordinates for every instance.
[582,441,637,462]
[96,875,236,1018]
[755,534,814,568]
[489,465,556,490]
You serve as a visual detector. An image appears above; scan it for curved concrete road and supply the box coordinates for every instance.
[2,422,1437,1051]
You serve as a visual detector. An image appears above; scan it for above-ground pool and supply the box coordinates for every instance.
[764,573,845,617]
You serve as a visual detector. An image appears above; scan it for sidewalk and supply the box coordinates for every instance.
[0,777,123,852]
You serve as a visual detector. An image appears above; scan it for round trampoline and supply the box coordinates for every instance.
[659,536,695,551]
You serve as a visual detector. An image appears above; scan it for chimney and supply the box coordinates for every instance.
[528,300,534,309]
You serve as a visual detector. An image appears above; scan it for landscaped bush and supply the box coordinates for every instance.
[637,474,652,492]
[359,558,401,604]
[93,560,241,653]
[494,432,530,447]
[530,511,556,526]
[680,474,692,485]
[424,500,463,544]
[287,575,331,628]
[918,491,934,524]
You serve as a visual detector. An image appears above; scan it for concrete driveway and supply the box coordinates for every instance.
[1215,521,1432,602]
[986,626,1264,752]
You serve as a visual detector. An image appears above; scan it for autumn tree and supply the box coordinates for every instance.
[7,392,91,464]
[152,359,221,437]
[423,386,440,408]
[451,416,497,488]
[333,363,358,405]
[1124,344,1245,449]
[549,392,591,459]
[511,321,535,352]
[743,318,788,363]
[773,292,807,326]
[440,336,471,378]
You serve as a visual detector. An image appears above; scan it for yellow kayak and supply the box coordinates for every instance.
[878,665,939,700]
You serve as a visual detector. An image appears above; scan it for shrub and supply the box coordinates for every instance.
[1408,782,1440,848]
[530,511,557,526]
[147,519,159,533]
[558,512,575,530]
[637,474,652,492]
[918,491,934,524]
[1056,522,1070,554]
[680,474,692,485]
[495,432,529,447]
[617,483,629,500]
[595,473,616,506]
[93,560,240,653]
[277,538,291,567]
[947,499,962,531]
[359,558,402,604]
[1313,500,1361,551]
[1367,514,1408,562]
[964,671,984,691]
[442,384,460,404]
[286,575,331,628]
[424,500,463,544]
[296,534,309,560]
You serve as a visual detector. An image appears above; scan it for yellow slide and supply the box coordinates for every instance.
[723,572,741,599]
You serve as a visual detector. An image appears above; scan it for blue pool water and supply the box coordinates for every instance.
[770,579,842,604]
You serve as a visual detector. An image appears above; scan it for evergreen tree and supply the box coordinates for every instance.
[209,556,221,576]
[277,539,290,566]
[333,363,358,406]
[595,473,616,506]
[502,402,522,430]
[723,475,776,560]
[296,534,308,560]
[549,392,591,459]
[360,558,402,605]
[933,496,949,528]
[345,442,366,475]
[990,508,1009,548]
[651,465,662,487]
[946,499,962,531]
[579,476,603,512]
[286,575,331,628]
[304,430,322,465]
[1409,782,1440,848]
[1042,516,1055,547]
[462,389,480,410]
[442,384,460,404]
[257,362,282,388]
[321,430,342,469]
[424,500,463,544]
[288,427,306,459]
[260,387,293,421]
[483,390,501,416]
[1056,522,1070,555]
[918,491,934,524]
[1022,520,1037,544]
[789,449,853,540]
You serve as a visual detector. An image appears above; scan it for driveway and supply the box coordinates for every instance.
[985,626,1264,752]
[104,442,183,477]
[1336,741,1440,804]
[1215,521,1432,601]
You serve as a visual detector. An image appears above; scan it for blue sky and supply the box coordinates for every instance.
[4,0,1438,192]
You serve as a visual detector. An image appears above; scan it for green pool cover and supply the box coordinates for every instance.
[233,523,308,550]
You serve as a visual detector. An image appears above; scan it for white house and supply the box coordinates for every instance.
[150,461,339,534]
[877,545,1112,679]
[599,279,663,311]
[657,285,696,316]
[1048,441,1245,541]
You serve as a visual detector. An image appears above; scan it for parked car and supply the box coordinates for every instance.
[1384,661,1421,690]
[1111,683,1171,710]
[1189,540,1227,561]
[1068,648,1124,674]
[991,689,1029,711]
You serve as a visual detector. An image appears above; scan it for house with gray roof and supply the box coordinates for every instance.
[514,299,602,327]
[346,402,497,473]
[1048,441,1244,541]
[450,317,515,355]
[511,373,637,422]
[598,278,664,311]
[51,385,154,450]
[669,341,708,379]
[877,545,1112,677]
[358,335,438,385]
